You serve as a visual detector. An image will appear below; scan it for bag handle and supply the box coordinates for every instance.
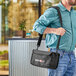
[37,6,63,52]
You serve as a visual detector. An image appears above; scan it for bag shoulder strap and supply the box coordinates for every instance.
[37,6,63,51]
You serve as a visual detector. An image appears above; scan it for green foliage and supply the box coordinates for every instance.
[0,0,9,5]
[0,60,8,66]
[54,0,61,3]
[0,0,3,5]
[46,0,61,8]
[46,2,52,7]
[73,6,76,10]
[0,51,4,55]
[0,50,8,56]
[19,20,26,31]
[3,50,8,53]
[0,50,8,67]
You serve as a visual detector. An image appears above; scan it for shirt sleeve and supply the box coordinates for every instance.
[33,8,56,34]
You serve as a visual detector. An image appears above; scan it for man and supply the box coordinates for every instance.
[33,0,76,76]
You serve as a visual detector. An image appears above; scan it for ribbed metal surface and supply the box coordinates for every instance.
[8,40,48,76]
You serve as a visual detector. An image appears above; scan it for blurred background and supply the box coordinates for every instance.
[0,0,76,76]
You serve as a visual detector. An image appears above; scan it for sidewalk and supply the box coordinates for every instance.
[0,71,9,76]
[0,45,8,51]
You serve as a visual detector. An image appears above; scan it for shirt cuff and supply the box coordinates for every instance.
[33,25,47,34]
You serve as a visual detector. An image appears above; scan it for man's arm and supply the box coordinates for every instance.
[43,27,66,36]
[33,8,56,34]
[33,8,66,35]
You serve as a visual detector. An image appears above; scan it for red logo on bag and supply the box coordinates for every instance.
[40,60,44,62]
[35,59,45,63]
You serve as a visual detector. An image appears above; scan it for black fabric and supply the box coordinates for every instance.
[30,6,62,69]
[52,6,63,50]
[37,33,43,48]
[30,49,60,69]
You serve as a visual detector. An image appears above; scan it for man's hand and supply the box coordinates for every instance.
[55,27,66,36]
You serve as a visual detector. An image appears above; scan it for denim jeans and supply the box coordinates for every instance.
[48,48,76,76]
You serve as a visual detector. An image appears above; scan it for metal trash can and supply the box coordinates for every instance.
[8,39,48,76]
